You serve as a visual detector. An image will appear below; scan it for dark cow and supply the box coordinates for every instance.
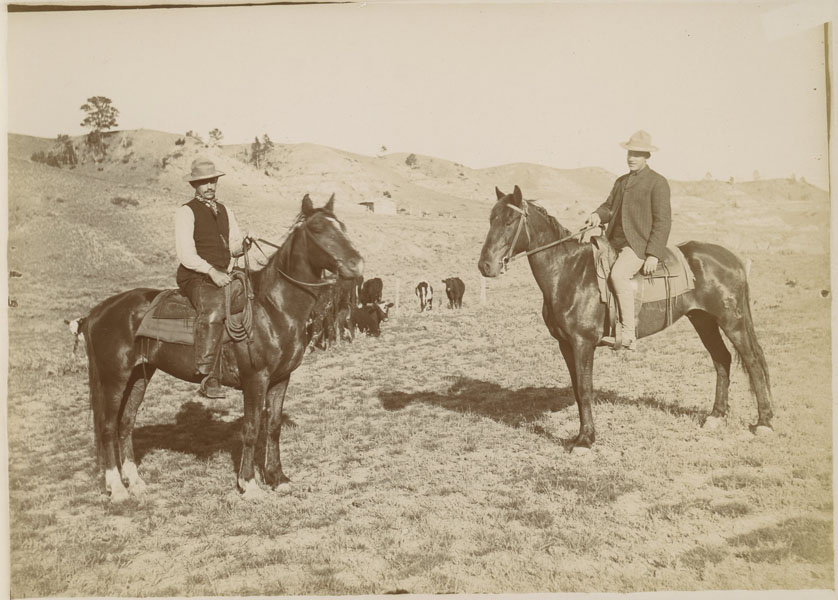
[307,276,360,350]
[415,281,433,312]
[351,301,394,337]
[442,277,465,309]
[360,277,383,305]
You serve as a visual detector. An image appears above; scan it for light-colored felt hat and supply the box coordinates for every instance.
[619,130,659,152]
[184,157,226,182]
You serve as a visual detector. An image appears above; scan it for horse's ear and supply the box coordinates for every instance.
[302,194,314,216]
[325,193,336,212]
[512,185,523,205]
[495,187,505,201]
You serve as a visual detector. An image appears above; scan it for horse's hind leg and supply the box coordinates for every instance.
[719,307,774,434]
[99,379,132,502]
[118,365,156,496]
[686,310,732,428]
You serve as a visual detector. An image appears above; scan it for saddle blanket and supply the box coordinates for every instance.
[135,275,250,346]
[135,290,197,345]
[592,238,696,304]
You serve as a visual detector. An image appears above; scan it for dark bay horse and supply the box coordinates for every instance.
[478,186,773,454]
[75,194,363,500]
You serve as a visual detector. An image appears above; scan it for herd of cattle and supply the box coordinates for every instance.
[306,276,466,351]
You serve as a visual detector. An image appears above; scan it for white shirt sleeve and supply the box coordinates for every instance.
[175,204,214,274]
[226,206,245,257]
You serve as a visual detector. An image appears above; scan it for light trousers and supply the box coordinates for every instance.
[609,246,645,339]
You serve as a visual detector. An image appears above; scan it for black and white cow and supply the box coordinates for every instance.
[442,277,465,309]
[415,281,433,312]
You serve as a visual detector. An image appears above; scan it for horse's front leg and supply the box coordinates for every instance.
[558,338,596,452]
[264,377,291,488]
[237,373,268,496]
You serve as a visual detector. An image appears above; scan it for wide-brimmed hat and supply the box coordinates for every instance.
[184,157,226,182]
[619,130,658,152]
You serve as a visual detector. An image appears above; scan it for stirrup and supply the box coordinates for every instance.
[619,338,637,352]
[598,336,617,348]
[199,374,226,399]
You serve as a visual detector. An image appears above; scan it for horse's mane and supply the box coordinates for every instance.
[248,212,307,301]
[527,201,573,240]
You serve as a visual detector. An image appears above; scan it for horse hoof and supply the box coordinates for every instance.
[571,446,592,457]
[239,479,266,500]
[754,425,774,437]
[109,486,130,503]
[128,479,147,496]
[703,416,723,430]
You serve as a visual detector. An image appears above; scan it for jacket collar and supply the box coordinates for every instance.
[625,165,650,188]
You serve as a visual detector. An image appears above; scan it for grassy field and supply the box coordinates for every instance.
[6,142,834,595]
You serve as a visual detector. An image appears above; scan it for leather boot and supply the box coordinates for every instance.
[195,311,226,399]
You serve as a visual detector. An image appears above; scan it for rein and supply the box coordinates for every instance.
[250,232,338,289]
[502,201,599,270]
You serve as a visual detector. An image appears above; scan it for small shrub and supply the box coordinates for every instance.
[31,151,61,168]
[175,138,186,146]
[405,153,418,167]
[111,196,139,208]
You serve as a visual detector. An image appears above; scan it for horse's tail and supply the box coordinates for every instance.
[72,316,105,466]
[731,266,771,404]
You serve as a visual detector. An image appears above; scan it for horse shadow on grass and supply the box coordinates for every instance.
[379,377,706,451]
[132,401,295,470]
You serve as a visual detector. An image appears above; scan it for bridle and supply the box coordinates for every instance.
[500,199,598,272]
[249,214,346,289]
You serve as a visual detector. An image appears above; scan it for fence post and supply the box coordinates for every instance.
[395,279,401,315]
[480,275,487,305]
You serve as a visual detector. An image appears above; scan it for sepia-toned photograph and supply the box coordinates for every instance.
[5,0,834,597]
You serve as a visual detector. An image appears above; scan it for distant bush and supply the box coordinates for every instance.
[111,196,139,208]
[175,137,186,146]
[209,128,223,146]
[405,153,418,167]
[31,151,61,167]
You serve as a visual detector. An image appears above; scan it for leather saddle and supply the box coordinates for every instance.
[591,237,696,340]
[135,276,250,345]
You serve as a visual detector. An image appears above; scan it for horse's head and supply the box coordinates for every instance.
[296,193,364,280]
[478,185,530,277]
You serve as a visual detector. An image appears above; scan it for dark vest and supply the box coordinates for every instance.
[176,198,231,290]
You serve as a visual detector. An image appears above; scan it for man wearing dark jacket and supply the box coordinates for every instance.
[585,130,671,350]
[175,157,246,398]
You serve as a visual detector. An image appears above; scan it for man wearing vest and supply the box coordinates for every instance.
[176,158,246,398]
[585,130,672,351]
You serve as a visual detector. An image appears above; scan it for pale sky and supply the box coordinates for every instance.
[6,1,832,189]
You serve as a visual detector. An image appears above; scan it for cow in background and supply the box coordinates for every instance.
[307,290,337,351]
[442,277,465,309]
[335,275,361,341]
[415,281,433,312]
[306,275,361,350]
[360,277,383,305]
[352,301,394,337]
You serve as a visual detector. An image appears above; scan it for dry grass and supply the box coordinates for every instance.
[6,137,833,595]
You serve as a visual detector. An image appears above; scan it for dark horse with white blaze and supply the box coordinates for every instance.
[478,186,772,453]
[77,195,363,500]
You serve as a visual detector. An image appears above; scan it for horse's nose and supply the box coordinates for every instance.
[346,256,364,276]
[478,260,490,276]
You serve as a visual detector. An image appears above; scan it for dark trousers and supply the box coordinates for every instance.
[180,276,226,375]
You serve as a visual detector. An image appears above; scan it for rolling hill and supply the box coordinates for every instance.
[7,129,829,293]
